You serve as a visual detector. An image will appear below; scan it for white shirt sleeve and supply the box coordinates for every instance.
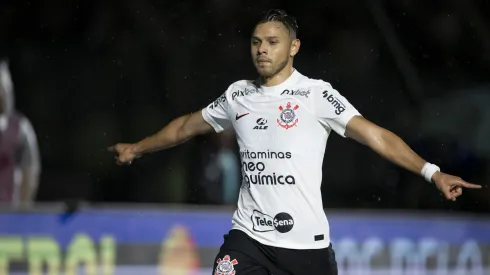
[314,82,362,138]
[201,88,232,133]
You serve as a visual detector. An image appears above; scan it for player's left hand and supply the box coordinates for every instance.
[432,172,482,201]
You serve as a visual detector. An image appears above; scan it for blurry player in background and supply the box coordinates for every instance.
[0,60,41,207]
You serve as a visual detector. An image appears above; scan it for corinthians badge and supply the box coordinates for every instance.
[215,255,238,275]
[277,102,299,129]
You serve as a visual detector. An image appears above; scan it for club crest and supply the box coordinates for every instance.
[277,102,299,129]
[215,255,238,275]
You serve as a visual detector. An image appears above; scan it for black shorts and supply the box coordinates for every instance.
[212,229,338,275]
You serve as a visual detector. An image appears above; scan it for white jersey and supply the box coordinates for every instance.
[202,69,361,249]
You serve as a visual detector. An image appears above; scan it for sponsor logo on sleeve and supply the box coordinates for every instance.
[209,93,227,109]
[322,90,346,115]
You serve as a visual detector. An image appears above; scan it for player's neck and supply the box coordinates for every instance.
[261,66,294,87]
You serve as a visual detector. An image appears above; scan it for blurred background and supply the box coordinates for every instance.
[0,0,489,274]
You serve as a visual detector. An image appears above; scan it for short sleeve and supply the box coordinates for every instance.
[201,90,232,133]
[314,82,361,137]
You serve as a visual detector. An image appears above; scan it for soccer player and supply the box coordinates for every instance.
[109,9,481,275]
[0,60,41,207]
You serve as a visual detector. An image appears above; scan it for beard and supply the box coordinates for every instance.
[256,57,289,78]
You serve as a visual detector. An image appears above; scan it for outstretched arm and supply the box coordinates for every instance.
[109,90,231,165]
[132,111,214,155]
[345,116,481,200]
[108,111,214,164]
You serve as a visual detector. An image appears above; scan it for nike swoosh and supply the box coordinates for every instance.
[236,113,250,120]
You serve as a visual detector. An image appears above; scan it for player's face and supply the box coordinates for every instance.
[251,22,299,78]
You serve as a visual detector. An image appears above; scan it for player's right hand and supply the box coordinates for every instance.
[107,143,140,165]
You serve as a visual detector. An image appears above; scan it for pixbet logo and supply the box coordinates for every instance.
[251,210,294,233]
[322,90,346,115]
[281,89,310,98]
[253,118,268,130]
[232,88,258,100]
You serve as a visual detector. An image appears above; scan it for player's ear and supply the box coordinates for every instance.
[290,39,300,57]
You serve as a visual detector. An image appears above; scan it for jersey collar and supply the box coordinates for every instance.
[257,69,302,93]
